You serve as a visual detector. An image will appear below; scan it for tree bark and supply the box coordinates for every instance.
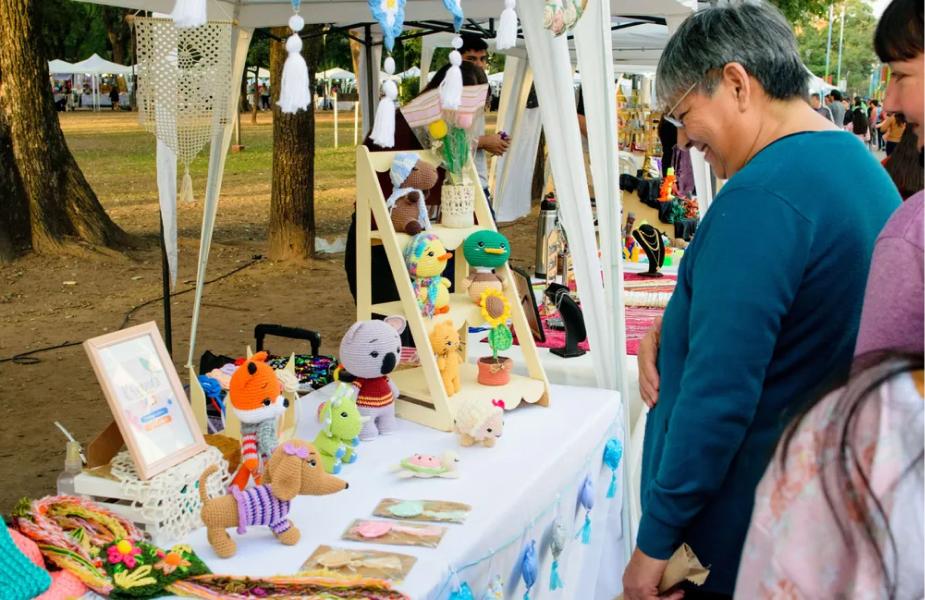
[0,105,27,262]
[0,0,130,254]
[267,26,322,261]
[531,129,547,203]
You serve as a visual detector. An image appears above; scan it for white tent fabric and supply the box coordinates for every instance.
[70,53,134,75]
[48,59,76,74]
[246,66,270,80]
[318,67,356,81]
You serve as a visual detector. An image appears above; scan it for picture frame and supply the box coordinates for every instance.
[512,266,545,343]
[83,321,207,480]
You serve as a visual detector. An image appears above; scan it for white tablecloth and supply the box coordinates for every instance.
[171,384,628,599]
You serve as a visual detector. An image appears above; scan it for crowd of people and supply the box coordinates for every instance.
[624,0,923,598]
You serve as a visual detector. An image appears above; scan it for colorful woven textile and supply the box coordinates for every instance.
[169,573,410,599]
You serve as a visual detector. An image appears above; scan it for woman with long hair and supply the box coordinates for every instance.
[736,352,924,598]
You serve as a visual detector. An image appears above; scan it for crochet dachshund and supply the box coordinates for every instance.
[199,440,348,558]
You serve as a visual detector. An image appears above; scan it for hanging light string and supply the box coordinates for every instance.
[433,412,624,598]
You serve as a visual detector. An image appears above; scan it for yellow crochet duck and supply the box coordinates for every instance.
[403,232,452,317]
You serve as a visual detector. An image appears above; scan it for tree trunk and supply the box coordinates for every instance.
[267,26,322,261]
[0,0,130,255]
[531,129,547,203]
[0,105,27,262]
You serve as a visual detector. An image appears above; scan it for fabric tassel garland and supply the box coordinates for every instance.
[279,14,311,114]
[519,540,538,600]
[441,37,464,110]
[577,475,594,544]
[170,0,207,28]
[603,438,623,499]
[449,582,475,600]
[370,60,399,148]
[495,0,518,50]
[180,169,194,203]
[549,517,568,590]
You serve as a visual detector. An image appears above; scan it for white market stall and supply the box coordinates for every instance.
[49,53,135,110]
[72,0,697,595]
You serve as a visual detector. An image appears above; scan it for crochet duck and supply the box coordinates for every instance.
[403,232,452,317]
[462,230,510,304]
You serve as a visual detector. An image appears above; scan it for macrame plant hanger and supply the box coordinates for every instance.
[134,15,233,286]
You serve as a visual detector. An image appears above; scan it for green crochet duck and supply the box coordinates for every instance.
[461,230,511,304]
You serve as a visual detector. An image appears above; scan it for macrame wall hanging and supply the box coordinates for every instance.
[134,17,232,283]
[369,0,407,147]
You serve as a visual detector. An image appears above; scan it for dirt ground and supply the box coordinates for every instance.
[0,111,539,511]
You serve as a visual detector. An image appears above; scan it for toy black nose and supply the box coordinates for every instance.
[381,352,396,374]
[283,398,290,408]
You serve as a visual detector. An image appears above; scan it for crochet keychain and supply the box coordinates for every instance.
[480,548,503,599]
[278,0,311,114]
[549,516,568,590]
[603,438,624,498]
[448,565,475,600]
[577,475,594,544]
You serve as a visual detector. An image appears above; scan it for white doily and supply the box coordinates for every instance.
[110,446,229,543]
[134,17,232,186]
[623,290,672,308]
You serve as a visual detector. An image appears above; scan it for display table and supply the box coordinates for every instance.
[170,384,627,600]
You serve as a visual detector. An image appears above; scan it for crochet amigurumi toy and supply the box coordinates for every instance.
[429,320,462,396]
[199,440,348,559]
[228,351,289,490]
[313,382,366,474]
[404,232,452,317]
[339,316,407,440]
[462,230,510,304]
[387,152,439,235]
[454,398,504,447]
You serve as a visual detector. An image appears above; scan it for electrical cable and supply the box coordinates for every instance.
[0,255,264,366]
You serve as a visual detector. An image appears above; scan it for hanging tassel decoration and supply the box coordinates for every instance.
[449,582,475,600]
[279,13,311,114]
[441,36,464,110]
[495,0,518,50]
[576,475,594,545]
[180,168,195,203]
[370,59,398,148]
[170,0,207,28]
[549,517,568,591]
[603,438,623,499]
[519,540,538,600]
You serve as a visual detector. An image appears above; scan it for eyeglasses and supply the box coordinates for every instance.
[662,81,698,128]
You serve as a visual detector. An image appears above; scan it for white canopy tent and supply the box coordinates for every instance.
[48,59,77,74]
[46,53,134,110]
[76,0,697,584]
[318,67,356,81]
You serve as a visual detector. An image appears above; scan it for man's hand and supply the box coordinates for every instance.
[622,548,683,600]
[639,316,662,408]
[479,133,510,156]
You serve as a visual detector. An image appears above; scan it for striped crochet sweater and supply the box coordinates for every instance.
[230,484,291,535]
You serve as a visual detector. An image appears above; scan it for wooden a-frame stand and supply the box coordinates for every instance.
[355,145,550,432]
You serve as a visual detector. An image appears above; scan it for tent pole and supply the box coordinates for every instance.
[159,213,173,356]
[364,24,375,130]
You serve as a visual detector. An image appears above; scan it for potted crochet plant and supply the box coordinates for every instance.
[477,288,513,385]
[434,120,475,228]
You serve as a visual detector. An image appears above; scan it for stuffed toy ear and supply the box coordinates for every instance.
[265,445,304,501]
[384,315,407,334]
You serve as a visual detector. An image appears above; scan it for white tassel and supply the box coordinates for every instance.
[370,80,398,148]
[170,0,207,28]
[279,15,311,114]
[441,37,464,110]
[180,169,194,203]
[495,0,518,50]
[384,55,396,76]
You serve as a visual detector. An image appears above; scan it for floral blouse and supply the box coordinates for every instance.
[736,370,924,599]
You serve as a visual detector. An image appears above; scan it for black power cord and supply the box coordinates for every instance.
[0,255,264,366]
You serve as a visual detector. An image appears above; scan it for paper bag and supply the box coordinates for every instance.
[615,544,710,599]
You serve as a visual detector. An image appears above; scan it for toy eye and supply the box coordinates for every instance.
[487,428,492,433]
[262,398,271,406]
[477,241,484,247]
[308,459,317,467]
[428,251,435,257]
[446,341,452,346]
[340,411,348,418]
[371,351,379,358]
[500,243,506,249]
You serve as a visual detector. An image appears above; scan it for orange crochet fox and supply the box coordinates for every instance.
[228,351,289,490]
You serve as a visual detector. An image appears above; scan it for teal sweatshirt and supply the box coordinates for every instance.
[639,131,900,594]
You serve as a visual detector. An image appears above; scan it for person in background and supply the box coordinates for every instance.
[855,0,924,361]
[109,84,120,111]
[879,111,907,155]
[737,3,923,596]
[458,34,509,206]
[849,96,870,142]
[884,126,924,199]
[626,3,900,598]
[869,98,883,148]
[810,93,833,121]
[827,88,846,126]
[261,84,270,110]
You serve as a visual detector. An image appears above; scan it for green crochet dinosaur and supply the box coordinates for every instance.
[313,382,366,474]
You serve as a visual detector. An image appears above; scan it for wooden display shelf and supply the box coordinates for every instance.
[355,145,550,431]
[392,363,547,415]
[370,223,489,252]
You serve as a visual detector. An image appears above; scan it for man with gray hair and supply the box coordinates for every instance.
[627,3,900,598]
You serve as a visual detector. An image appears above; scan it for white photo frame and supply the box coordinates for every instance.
[83,321,206,480]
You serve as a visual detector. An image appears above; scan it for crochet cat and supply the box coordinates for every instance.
[429,319,462,396]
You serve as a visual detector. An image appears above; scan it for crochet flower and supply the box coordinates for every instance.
[479,288,511,327]
[154,551,191,575]
[107,539,141,568]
